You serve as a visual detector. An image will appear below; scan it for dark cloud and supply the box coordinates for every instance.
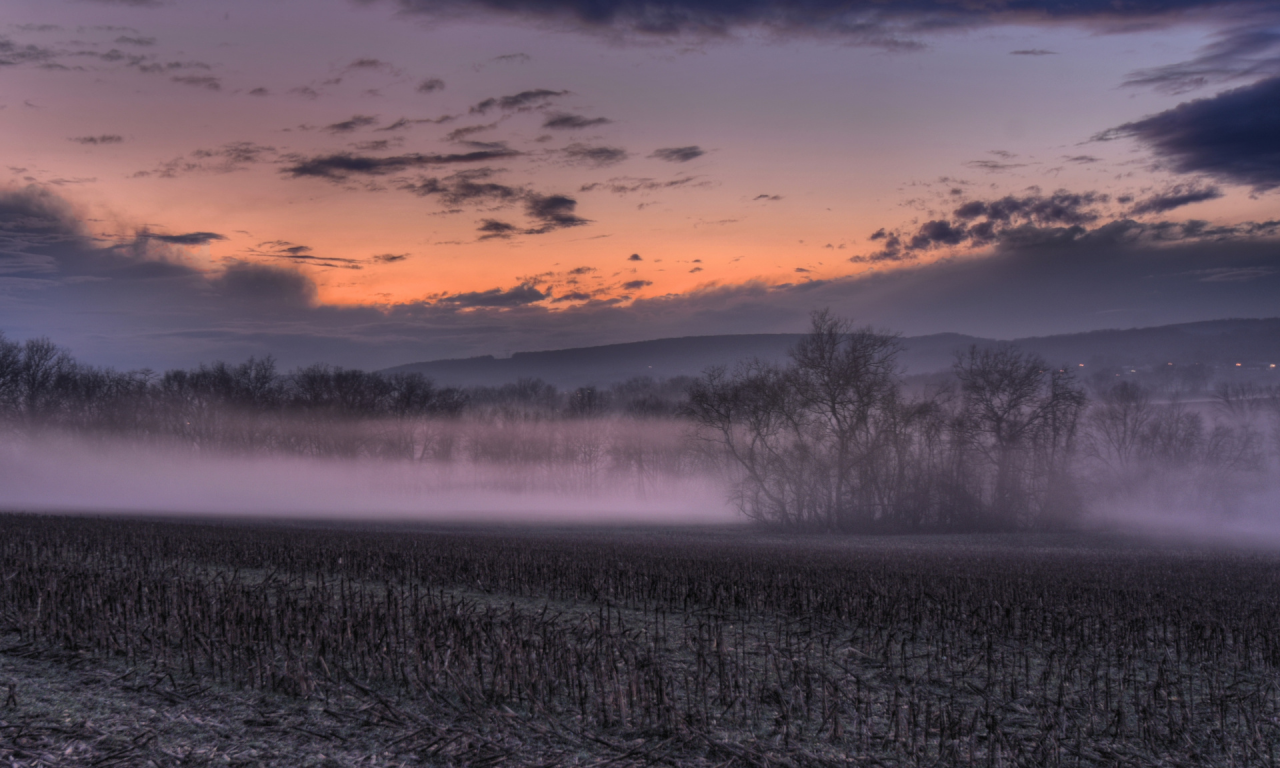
[212,262,317,307]
[376,115,456,132]
[1129,184,1223,215]
[445,123,497,143]
[415,190,590,237]
[251,240,363,270]
[115,35,156,46]
[171,75,221,91]
[1099,77,1280,190]
[260,241,311,256]
[650,146,704,163]
[621,279,652,290]
[552,291,593,302]
[908,219,966,249]
[524,193,589,232]
[282,149,520,180]
[323,115,379,133]
[70,135,124,145]
[579,176,699,194]
[542,112,611,129]
[0,186,86,270]
[563,143,628,167]
[248,87,269,96]
[435,283,547,307]
[628,253,642,261]
[141,231,227,246]
[417,78,445,93]
[754,193,782,201]
[470,89,567,114]
[1010,49,1055,55]
[401,168,524,205]
[477,219,518,239]
[372,253,410,263]
[954,190,1106,225]
[374,0,1259,50]
[853,187,1272,261]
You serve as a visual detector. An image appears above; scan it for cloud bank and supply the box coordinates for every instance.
[1101,77,1280,191]
[3,184,1278,372]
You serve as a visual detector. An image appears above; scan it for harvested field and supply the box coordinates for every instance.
[2,514,1279,766]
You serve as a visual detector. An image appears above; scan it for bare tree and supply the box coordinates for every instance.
[688,311,909,530]
[954,345,1086,529]
[788,310,902,528]
[1088,381,1153,472]
[0,333,21,421]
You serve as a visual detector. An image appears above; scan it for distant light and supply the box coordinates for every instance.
[1236,363,1242,367]
[1078,363,1084,367]
[1272,364,1277,369]
[1167,362,1173,366]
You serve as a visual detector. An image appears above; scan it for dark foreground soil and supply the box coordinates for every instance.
[1,639,716,767]
[3,514,1280,767]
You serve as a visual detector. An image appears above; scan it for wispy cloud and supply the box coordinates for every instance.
[563,143,628,167]
[470,89,567,114]
[282,149,521,180]
[542,112,611,129]
[70,135,124,145]
[139,231,227,245]
[650,146,704,163]
[323,115,379,133]
[1129,184,1223,215]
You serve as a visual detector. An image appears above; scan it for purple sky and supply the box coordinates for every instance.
[1,0,1277,369]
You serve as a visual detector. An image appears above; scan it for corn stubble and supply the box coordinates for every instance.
[2,515,1279,766]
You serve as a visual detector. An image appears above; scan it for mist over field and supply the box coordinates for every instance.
[0,429,735,525]
[2,319,1278,538]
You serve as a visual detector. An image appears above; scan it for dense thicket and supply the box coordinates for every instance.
[688,312,1278,531]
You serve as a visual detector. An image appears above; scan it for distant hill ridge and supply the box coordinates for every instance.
[383,318,1280,388]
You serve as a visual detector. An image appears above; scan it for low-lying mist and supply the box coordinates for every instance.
[0,430,738,524]
[2,323,1279,538]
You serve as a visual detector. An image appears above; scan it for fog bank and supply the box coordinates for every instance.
[0,435,737,525]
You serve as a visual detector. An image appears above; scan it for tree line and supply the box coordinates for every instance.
[3,320,1276,530]
[0,332,690,461]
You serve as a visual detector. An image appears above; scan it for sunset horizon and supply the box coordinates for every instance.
[3,0,1277,370]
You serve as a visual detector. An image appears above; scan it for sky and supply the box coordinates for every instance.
[1,0,1278,370]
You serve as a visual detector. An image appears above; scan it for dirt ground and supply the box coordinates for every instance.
[1,631,834,768]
